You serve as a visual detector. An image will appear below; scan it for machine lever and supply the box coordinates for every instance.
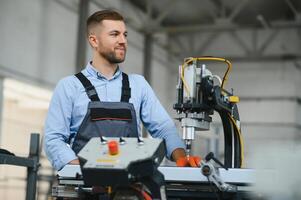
[100,136,107,144]
[119,137,126,144]
[201,157,236,192]
[205,152,228,170]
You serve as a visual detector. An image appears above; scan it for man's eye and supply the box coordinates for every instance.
[124,33,128,37]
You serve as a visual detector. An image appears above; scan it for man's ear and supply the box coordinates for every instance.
[88,34,98,48]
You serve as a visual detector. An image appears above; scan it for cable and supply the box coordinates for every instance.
[229,115,244,167]
[180,58,194,97]
[212,75,222,86]
[180,57,233,98]
[194,57,232,90]
[228,113,245,168]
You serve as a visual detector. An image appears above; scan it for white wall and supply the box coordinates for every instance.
[0,0,78,86]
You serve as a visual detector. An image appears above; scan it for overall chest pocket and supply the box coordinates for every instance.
[90,108,132,121]
[89,107,134,137]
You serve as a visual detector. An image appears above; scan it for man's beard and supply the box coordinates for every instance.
[99,50,126,64]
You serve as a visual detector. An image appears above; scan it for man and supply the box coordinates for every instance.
[44,10,187,171]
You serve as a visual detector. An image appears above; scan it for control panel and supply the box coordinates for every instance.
[78,137,165,187]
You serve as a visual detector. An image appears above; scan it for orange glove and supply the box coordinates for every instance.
[176,156,201,167]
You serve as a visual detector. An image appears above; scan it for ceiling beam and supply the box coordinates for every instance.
[222,54,301,62]
[207,0,219,19]
[154,0,176,24]
[175,46,301,62]
[256,15,271,29]
[153,21,301,33]
[228,0,249,21]
[193,32,220,56]
[228,31,252,54]
[251,30,258,52]
[171,35,191,54]
[257,30,279,54]
[285,0,299,16]
[146,0,153,18]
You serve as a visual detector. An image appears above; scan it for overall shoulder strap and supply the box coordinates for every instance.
[121,72,131,102]
[75,72,100,101]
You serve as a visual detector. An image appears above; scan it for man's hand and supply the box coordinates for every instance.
[171,148,201,167]
[171,148,186,162]
[68,159,80,165]
[176,156,201,167]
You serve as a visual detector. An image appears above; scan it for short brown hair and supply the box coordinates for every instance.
[86,10,124,36]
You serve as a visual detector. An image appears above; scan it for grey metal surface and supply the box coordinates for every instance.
[52,185,79,198]
[58,164,81,178]
[160,167,255,184]
[181,118,210,131]
[58,164,255,185]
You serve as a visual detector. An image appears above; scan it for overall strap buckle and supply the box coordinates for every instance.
[75,72,100,101]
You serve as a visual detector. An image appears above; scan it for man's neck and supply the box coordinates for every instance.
[91,55,118,79]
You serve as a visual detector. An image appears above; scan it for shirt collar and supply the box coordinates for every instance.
[85,62,122,80]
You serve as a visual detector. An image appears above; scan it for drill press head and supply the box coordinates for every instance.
[174,59,215,154]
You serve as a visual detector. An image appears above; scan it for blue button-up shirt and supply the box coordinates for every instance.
[44,63,185,170]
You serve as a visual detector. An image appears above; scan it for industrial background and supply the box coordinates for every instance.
[0,0,300,199]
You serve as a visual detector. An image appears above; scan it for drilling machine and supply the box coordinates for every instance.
[174,57,243,168]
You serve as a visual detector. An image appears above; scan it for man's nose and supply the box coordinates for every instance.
[119,35,127,44]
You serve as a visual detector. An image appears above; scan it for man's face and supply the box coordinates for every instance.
[89,20,128,64]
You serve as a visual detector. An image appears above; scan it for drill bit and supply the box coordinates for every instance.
[185,139,192,157]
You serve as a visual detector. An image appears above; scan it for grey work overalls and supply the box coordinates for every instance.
[72,72,139,154]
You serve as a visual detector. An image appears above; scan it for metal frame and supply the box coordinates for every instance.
[0,76,3,145]
[55,165,255,199]
[125,0,301,63]
[0,133,40,200]
[75,0,89,72]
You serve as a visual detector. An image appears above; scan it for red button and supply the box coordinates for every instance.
[108,140,119,155]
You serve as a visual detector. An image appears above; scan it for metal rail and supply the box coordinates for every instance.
[0,133,40,200]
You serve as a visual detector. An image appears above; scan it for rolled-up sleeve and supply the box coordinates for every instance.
[139,77,185,159]
[44,78,77,170]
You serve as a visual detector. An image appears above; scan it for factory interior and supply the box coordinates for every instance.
[0,0,301,199]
